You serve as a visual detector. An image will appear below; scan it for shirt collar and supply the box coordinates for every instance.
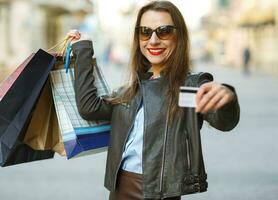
[148,68,161,80]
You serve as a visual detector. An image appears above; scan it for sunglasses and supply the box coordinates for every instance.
[136,25,177,41]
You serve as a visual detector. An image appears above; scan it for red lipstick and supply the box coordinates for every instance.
[147,48,165,56]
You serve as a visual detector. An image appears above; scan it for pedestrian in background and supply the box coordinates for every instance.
[67,1,240,199]
[243,46,251,75]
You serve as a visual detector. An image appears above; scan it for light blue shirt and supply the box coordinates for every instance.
[121,105,144,174]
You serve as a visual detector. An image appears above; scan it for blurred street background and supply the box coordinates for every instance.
[0,0,278,199]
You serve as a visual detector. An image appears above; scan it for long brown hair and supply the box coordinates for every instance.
[110,0,190,120]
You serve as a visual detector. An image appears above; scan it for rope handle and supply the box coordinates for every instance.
[47,36,75,57]
[47,36,75,73]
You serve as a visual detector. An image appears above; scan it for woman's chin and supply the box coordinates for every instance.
[148,58,165,67]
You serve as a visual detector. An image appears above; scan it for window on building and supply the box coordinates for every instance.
[218,0,229,8]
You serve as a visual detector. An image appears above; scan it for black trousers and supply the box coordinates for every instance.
[109,170,181,200]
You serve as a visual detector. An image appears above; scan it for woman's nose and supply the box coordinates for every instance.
[149,32,160,45]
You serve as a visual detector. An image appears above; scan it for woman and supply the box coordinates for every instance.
[68,1,240,199]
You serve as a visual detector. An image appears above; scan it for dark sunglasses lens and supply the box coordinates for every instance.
[139,27,152,41]
[157,26,175,39]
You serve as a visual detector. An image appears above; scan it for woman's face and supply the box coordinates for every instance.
[139,10,177,69]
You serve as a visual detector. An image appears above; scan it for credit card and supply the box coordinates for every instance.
[178,86,198,108]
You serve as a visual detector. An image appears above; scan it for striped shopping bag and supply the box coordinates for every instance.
[50,57,111,159]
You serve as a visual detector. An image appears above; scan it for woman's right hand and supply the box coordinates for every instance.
[66,30,90,44]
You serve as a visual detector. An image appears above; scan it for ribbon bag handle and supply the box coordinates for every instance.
[64,43,71,73]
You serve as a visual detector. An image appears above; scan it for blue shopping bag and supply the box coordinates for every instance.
[50,57,111,159]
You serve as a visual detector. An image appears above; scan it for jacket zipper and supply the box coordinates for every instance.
[159,108,170,193]
[185,138,191,170]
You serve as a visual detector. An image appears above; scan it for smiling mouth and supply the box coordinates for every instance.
[147,48,165,56]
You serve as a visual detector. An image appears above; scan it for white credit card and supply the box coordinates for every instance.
[178,86,198,108]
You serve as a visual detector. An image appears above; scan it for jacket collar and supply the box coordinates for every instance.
[137,71,153,80]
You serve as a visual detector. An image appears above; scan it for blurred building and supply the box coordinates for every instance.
[0,0,93,81]
[92,0,142,66]
[201,0,278,75]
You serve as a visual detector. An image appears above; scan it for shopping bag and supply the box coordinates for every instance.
[50,57,111,159]
[0,49,56,167]
[0,55,65,157]
[0,54,34,101]
[22,78,65,156]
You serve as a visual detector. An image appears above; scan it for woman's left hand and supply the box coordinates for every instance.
[195,82,235,114]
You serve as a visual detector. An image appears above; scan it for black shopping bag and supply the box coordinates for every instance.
[0,49,56,167]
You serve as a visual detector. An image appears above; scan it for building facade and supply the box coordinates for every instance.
[0,0,93,81]
[202,0,278,75]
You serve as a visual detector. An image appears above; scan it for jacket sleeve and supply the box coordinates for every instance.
[197,73,240,132]
[72,40,113,121]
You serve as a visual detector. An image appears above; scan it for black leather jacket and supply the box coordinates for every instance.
[72,41,240,199]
